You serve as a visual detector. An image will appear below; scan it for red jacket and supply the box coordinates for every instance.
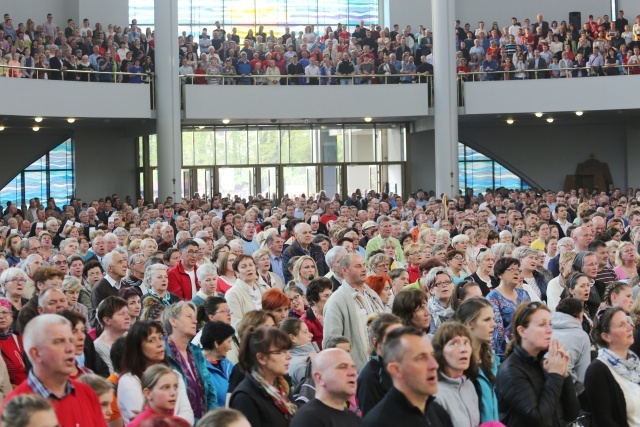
[301,308,324,350]
[167,261,199,300]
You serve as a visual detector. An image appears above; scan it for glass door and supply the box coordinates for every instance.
[283,166,317,197]
[218,167,255,200]
[260,167,278,200]
[321,165,342,200]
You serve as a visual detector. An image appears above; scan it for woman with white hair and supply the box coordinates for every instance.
[254,248,284,290]
[140,238,158,258]
[192,263,223,306]
[451,234,475,275]
[0,268,29,326]
[142,263,181,306]
[61,276,88,319]
[512,246,548,302]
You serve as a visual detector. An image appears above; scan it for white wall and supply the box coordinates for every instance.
[464,76,640,116]
[74,126,138,200]
[0,79,152,119]
[384,0,619,34]
[3,0,129,28]
[184,84,429,121]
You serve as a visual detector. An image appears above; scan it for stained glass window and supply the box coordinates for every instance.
[458,142,528,191]
[0,139,74,207]
[130,0,379,37]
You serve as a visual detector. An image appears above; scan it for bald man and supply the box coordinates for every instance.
[572,226,594,252]
[290,349,361,427]
[591,215,606,236]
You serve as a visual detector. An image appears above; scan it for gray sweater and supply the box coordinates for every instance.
[434,372,480,427]
[550,311,591,393]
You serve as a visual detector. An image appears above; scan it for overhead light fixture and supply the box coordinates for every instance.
[575,111,583,116]
[0,126,4,131]
[546,118,554,123]
[197,126,205,130]
[67,118,76,123]
[534,112,543,118]
[222,119,230,124]
[34,117,43,123]
[33,126,40,131]
[506,119,514,125]
[364,117,373,122]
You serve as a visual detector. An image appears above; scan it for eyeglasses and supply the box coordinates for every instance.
[520,301,543,320]
[215,309,232,314]
[452,256,464,261]
[504,267,520,273]
[184,250,200,256]
[434,280,452,287]
[0,311,13,318]
[9,278,27,284]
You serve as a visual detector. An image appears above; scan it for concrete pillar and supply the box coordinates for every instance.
[432,0,458,198]
[155,0,182,201]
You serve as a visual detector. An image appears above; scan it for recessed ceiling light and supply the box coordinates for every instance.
[222,119,230,124]
[33,126,40,131]
[34,117,43,122]
[0,126,4,131]
[197,126,205,130]
[546,118,554,123]
[364,117,373,122]
[506,119,514,125]
[575,111,583,116]
[534,112,543,118]
[67,118,76,123]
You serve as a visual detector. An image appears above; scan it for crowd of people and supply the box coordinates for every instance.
[0,184,639,426]
[8,9,640,86]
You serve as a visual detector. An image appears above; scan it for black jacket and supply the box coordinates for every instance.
[281,240,329,283]
[584,359,628,427]
[357,354,392,417]
[230,373,292,427]
[495,345,579,427]
[465,272,499,296]
[361,386,453,427]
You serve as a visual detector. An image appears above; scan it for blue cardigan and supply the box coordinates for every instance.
[206,357,234,408]
[165,340,218,414]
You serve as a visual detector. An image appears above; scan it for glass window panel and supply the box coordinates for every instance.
[256,0,288,27]
[466,161,494,190]
[26,155,45,171]
[182,130,195,166]
[288,129,312,163]
[219,167,254,199]
[24,171,47,202]
[283,166,316,196]
[317,128,341,163]
[258,129,280,164]
[458,142,465,161]
[280,129,290,163]
[215,129,226,165]
[225,0,256,28]
[385,164,403,196]
[178,0,194,24]
[149,135,158,167]
[346,126,374,162]
[0,175,22,206]
[129,0,155,25]
[194,129,215,166]
[379,128,404,162]
[138,137,144,167]
[152,169,158,199]
[49,171,73,205]
[226,128,248,165]
[248,130,258,164]
[139,172,145,200]
[347,0,379,26]
[288,3,318,27]
[49,140,72,169]
[318,0,348,28]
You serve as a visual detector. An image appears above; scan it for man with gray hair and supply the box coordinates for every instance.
[281,222,329,283]
[1,314,108,424]
[90,250,128,311]
[265,233,285,283]
[38,288,68,314]
[323,253,385,370]
[364,215,405,263]
[22,253,43,298]
[325,246,348,291]
[123,253,148,295]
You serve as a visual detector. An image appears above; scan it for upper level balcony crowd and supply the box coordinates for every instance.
[2,9,640,86]
[0,183,639,426]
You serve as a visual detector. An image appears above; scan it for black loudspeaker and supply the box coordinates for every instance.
[569,12,581,30]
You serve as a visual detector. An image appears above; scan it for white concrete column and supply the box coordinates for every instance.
[432,0,458,199]
[155,0,182,201]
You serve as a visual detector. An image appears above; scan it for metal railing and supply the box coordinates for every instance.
[0,64,156,109]
[458,62,640,82]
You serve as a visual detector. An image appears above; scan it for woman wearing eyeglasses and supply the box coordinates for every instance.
[445,250,466,284]
[425,268,455,332]
[230,327,296,427]
[585,307,640,427]
[495,302,578,427]
[0,297,27,387]
[464,248,499,296]
[488,258,531,361]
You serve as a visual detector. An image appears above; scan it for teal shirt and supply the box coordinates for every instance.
[476,353,500,422]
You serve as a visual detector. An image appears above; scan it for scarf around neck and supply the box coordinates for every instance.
[251,369,297,419]
[598,347,640,385]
